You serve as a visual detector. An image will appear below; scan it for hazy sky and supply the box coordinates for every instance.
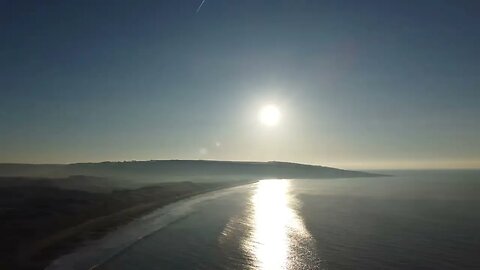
[1,0,479,169]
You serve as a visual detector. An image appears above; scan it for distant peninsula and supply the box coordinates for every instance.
[0,160,381,182]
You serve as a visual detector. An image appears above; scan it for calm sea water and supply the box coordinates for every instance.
[50,171,480,270]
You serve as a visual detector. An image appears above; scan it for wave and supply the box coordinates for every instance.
[45,184,253,270]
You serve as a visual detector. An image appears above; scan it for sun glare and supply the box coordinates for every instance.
[247,180,318,269]
[258,104,281,126]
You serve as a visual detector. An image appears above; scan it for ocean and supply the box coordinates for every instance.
[48,170,480,270]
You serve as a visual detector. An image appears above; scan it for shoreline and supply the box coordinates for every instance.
[4,180,255,270]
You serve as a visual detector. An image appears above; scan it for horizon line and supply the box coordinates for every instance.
[0,158,479,171]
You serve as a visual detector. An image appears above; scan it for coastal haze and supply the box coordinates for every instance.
[0,160,377,181]
[0,160,379,269]
[47,171,480,270]
[1,1,480,270]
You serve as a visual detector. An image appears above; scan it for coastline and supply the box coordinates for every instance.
[3,179,255,270]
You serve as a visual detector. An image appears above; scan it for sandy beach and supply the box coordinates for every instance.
[0,177,252,270]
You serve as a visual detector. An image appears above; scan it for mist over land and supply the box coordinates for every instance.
[0,160,379,183]
[0,160,379,269]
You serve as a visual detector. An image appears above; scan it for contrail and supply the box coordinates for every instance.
[196,0,206,13]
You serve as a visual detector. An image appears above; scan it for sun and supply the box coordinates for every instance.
[258,104,281,126]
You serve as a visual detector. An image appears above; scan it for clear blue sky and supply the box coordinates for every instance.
[1,0,479,169]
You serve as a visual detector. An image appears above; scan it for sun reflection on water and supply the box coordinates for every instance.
[245,179,318,270]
